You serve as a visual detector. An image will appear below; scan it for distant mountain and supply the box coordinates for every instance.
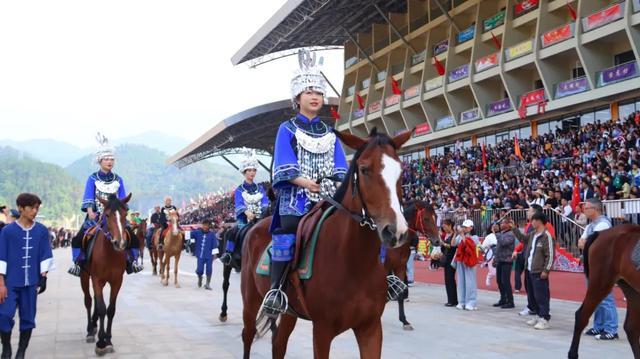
[0,139,89,167]
[65,144,247,214]
[0,146,81,222]
[112,131,190,156]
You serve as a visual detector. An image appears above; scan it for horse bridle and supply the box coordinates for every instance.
[319,171,377,231]
[95,211,129,245]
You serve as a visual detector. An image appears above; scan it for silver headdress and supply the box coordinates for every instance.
[290,49,327,102]
[95,132,116,164]
[239,147,259,173]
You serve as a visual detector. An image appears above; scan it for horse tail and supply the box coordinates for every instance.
[582,232,600,278]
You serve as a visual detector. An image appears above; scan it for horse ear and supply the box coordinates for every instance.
[333,129,366,150]
[123,193,132,204]
[391,128,414,149]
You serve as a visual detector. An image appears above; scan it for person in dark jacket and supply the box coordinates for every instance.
[493,219,516,309]
[441,219,457,307]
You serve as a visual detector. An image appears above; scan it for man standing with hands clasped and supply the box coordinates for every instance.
[512,212,554,330]
[0,193,55,359]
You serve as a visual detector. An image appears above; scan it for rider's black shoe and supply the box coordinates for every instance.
[14,329,31,359]
[67,263,81,277]
[1,331,11,359]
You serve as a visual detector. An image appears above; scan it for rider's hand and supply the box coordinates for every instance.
[0,285,7,304]
[306,179,320,193]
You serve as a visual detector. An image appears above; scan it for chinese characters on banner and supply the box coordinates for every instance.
[475,53,499,72]
[599,62,639,87]
[433,40,449,56]
[414,123,431,136]
[506,39,533,61]
[448,64,470,83]
[555,77,589,98]
[541,23,574,48]
[460,108,481,124]
[483,10,505,32]
[487,98,512,117]
[582,3,624,32]
[514,0,539,17]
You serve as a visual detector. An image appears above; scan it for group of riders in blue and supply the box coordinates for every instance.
[67,133,143,277]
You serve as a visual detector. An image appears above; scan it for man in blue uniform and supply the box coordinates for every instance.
[68,133,142,276]
[220,149,269,265]
[191,220,218,290]
[0,193,54,359]
[262,49,348,318]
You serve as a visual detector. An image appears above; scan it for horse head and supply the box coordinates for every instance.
[334,127,413,249]
[168,210,179,235]
[406,200,441,246]
[97,193,132,251]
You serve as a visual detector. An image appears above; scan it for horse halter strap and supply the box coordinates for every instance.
[95,214,113,242]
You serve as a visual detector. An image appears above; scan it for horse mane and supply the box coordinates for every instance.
[582,232,600,277]
[333,129,396,204]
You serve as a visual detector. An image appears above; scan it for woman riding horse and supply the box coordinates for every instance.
[260,49,348,318]
[68,133,142,277]
[219,148,269,266]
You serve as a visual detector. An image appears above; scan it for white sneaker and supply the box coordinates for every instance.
[534,319,550,330]
[464,306,478,311]
[519,308,534,316]
[456,304,464,310]
[526,317,539,326]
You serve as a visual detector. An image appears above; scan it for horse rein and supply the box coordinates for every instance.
[317,171,377,231]
[94,212,130,245]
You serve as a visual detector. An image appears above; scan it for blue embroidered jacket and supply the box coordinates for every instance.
[272,114,348,217]
[81,171,126,213]
[192,229,218,260]
[234,182,269,224]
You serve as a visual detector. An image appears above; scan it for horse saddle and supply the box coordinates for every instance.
[256,203,336,280]
[82,226,99,265]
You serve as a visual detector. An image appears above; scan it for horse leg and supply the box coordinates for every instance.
[398,295,412,330]
[353,319,383,359]
[312,324,337,359]
[618,281,640,358]
[92,281,109,356]
[241,278,262,359]
[272,314,297,359]
[568,279,616,359]
[161,253,169,286]
[174,254,181,288]
[219,265,232,322]
[104,279,122,354]
[81,273,96,342]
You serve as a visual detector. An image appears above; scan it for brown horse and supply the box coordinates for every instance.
[149,224,161,276]
[80,193,132,356]
[134,218,147,264]
[241,128,413,359]
[384,200,439,330]
[158,210,183,287]
[568,224,640,358]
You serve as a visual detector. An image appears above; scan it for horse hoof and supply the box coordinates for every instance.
[95,346,108,356]
[105,345,115,353]
[403,324,414,331]
[219,314,227,322]
[86,336,96,343]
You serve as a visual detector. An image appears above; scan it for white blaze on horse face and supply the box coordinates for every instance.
[115,211,124,241]
[171,213,178,235]
[381,154,408,238]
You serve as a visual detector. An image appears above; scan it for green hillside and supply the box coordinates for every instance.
[65,144,245,213]
[0,147,81,222]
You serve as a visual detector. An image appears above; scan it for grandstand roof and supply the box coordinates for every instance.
[231,0,408,66]
[167,98,339,168]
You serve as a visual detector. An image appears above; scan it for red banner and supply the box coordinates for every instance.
[541,23,573,48]
[475,53,499,72]
[415,123,430,136]
[583,3,623,32]
[514,0,539,17]
[404,85,420,99]
[521,88,545,106]
[384,94,401,107]
[368,100,381,113]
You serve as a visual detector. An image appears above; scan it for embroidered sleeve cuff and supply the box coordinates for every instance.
[235,206,247,217]
[0,260,6,275]
[40,258,55,273]
[81,200,95,211]
[333,168,348,181]
[273,165,301,186]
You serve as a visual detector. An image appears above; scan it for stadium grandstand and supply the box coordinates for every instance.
[172,0,640,265]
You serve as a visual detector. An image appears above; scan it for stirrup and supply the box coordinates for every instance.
[386,275,408,301]
[133,262,144,273]
[260,288,289,318]
[67,264,81,277]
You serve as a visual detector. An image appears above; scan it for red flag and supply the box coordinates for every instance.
[356,93,365,110]
[481,143,487,170]
[391,77,402,95]
[635,112,640,125]
[330,106,341,121]
[518,98,527,120]
[567,2,577,21]
[433,56,445,76]
[514,135,524,160]
[571,176,581,210]
[490,32,502,50]
[430,161,437,173]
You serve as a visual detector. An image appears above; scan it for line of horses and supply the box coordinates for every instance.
[76,128,640,358]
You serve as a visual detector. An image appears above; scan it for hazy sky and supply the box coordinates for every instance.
[0,0,344,147]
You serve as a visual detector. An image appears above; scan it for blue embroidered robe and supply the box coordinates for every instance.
[234,182,269,225]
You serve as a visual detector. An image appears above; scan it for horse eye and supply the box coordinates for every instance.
[359,166,370,175]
